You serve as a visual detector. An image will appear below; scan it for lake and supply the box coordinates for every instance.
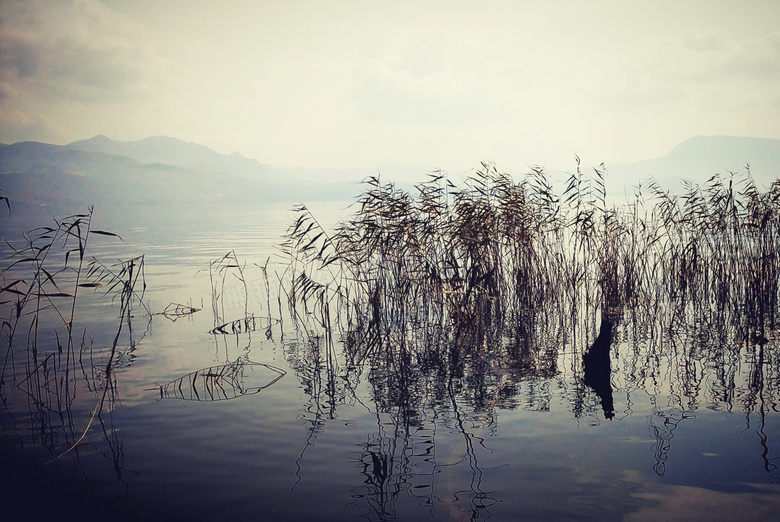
[1,198,780,522]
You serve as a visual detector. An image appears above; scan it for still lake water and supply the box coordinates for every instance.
[2,202,780,521]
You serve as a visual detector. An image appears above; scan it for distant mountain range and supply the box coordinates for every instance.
[605,135,780,198]
[68,135,277,179]
[0,135,365,228]
[1,134,779,228]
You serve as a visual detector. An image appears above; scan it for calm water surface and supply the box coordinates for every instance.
[2,204,780,521]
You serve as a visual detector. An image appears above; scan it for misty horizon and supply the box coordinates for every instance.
[1,1,778,172]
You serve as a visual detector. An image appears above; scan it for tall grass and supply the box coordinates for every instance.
[280,163,780,420]
[0,208,147,461]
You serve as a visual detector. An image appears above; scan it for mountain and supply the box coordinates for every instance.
[0,136,375,233]
[65,135,370,196]
[666,135,780,167]
[0,141,136,216]
[68,135,277,180]
[2,134,779,231]
[0,139,270,230]
[605,135,780,197]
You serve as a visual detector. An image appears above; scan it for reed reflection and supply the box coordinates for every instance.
[583,318,615,420]
[279,164,780,513]
[150,252,288,403]
[0,209,147,516]
[5,162,780,519]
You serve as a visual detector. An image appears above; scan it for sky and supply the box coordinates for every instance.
[1,0,779,173]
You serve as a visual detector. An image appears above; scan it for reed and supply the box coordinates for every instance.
[156,359,286,401]
[0,207,147,460]
[280,163,780,419]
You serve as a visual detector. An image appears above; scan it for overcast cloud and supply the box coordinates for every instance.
[1,0,778,172]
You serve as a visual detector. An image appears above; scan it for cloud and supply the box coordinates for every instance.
[0,0,184,143]
[723,32,780,80]
[0,106,66,142]
[0,0,180,103]
[350,35,515,127]
[607,30,780,107]
[0,81,19,101]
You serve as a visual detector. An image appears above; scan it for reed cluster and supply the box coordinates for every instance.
[281,163,780,416]
[645,172,780,340]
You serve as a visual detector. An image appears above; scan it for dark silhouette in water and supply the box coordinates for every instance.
[583,318,615,419]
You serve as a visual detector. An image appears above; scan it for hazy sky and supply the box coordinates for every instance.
[1,0,779,171]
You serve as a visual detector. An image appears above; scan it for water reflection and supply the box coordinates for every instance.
[157,358,285,401]
[278,280,780,518]
[0,210,147,517]
[3,200,780,520]
[583,318,615,420]
[362,415,489,518]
